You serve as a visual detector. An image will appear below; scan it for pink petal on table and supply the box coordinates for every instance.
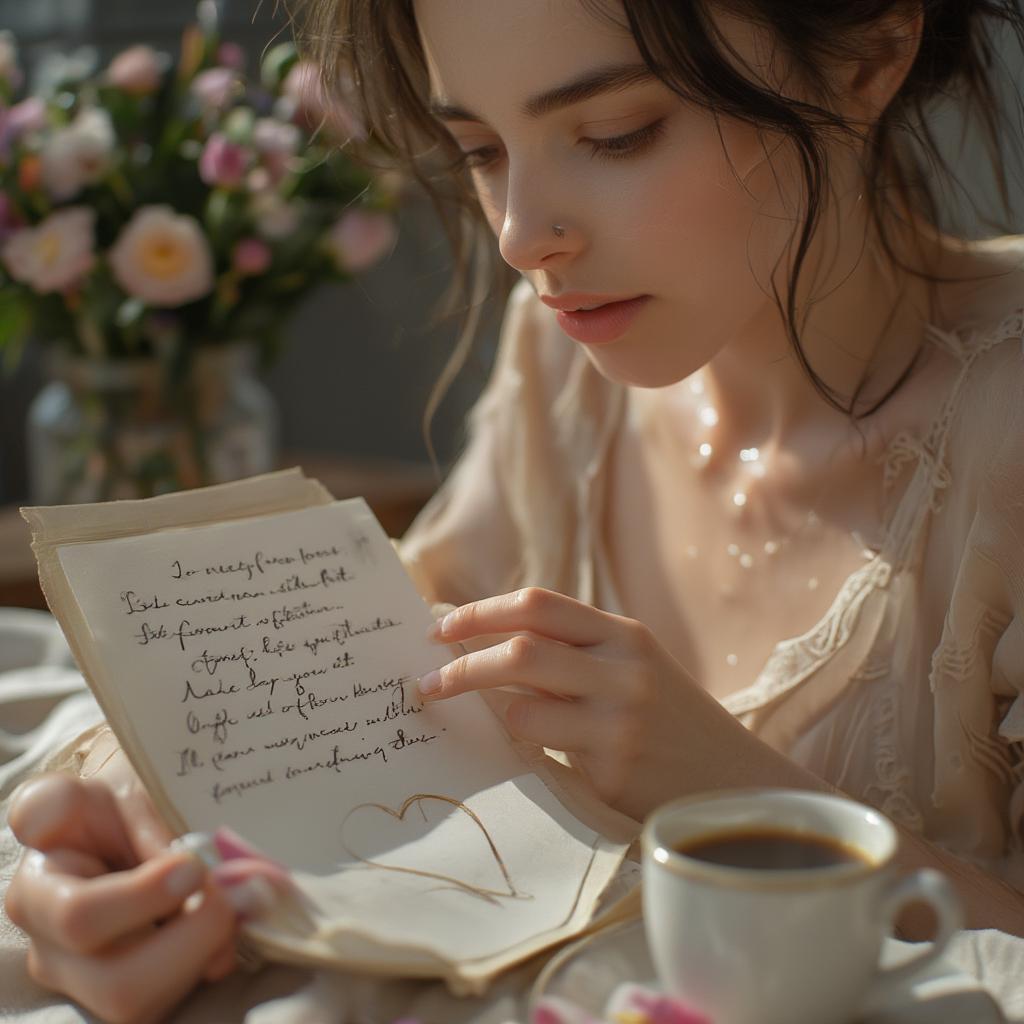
[531,996,600,1024]
[618,986,712,1024]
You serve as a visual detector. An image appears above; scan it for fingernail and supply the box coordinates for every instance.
[417,669,442,696]
[166,857,205,899]
[220,876,279,919]
[170,832,220,869]
[426,619,443,641]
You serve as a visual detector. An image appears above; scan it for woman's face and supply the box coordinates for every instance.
[416,0,810,387]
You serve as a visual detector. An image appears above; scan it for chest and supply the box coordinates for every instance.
[602,407,885,701]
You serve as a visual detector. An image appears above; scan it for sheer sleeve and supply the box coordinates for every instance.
[930,321,1024,887]
[397,278,579,608]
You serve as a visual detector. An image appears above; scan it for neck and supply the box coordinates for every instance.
[699,209,938,459]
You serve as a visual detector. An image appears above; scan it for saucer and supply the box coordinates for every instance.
[529,919,1006,1024]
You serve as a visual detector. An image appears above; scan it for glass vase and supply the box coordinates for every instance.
[27,345,279,505]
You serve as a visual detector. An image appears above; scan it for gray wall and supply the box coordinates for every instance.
[0,1,1022,503]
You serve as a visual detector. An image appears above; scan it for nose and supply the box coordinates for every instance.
[497,168,582,272]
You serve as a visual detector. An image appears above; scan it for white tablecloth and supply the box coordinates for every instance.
[1,609,1022,1024]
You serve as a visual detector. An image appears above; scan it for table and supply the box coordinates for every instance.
[0,455,439,610]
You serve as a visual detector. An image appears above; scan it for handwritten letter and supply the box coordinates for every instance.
[57,498,624,962]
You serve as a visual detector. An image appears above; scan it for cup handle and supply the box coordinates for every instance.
[865,869,965,1008]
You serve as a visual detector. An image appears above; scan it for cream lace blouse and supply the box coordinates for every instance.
[400,275,1024,889]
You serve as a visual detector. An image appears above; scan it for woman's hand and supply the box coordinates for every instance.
[418,587,761,821]
[4,737,278,1024]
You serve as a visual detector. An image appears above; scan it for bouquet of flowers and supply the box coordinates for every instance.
[0,14,394,366]
[0,6,396,501]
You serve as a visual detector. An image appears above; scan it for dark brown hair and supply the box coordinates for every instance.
[290,0,1024,419]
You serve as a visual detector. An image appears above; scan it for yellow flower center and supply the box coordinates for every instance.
[38,232,63,269]
[140,234,188,279]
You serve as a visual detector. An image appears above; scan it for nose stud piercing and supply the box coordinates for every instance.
[552,224,566,238]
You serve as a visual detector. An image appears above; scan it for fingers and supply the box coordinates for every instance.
[419,632,606,701]
[430,587,627,648]
[6,848,207,955]
[25,881,236,1024]
[10,775,138,869]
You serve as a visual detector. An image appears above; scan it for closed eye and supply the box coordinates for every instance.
[458,117,668,171]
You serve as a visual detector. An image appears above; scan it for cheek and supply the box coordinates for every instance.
[638,122,799,305]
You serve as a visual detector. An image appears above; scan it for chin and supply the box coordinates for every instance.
[582,347,700,389]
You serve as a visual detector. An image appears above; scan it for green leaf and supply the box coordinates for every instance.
[0,289,32,373]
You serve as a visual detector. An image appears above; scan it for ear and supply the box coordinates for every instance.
[836,4,924,125]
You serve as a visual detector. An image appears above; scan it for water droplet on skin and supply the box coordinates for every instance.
[726,653,738,667]
[689,376,705,395]
[700,406,719,427]
[764,540,780,555]
[727,543,740,557]
[739,447,760,462]
[808,577,820,590]
[699,442,713,458]
[739,553,753,568]
[685,545,699,558]
[733,492,747,507]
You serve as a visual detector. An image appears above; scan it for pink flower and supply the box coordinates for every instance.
[281,61,364,140]
[232,237,272,276]
[324,209,396,272]
[107,45,165,95]
[199,133,250,189]
[109,206,214,307]
[1,206,95,294]
[5,97,46,140]
[216,42,246,72]
[191,67,240,113]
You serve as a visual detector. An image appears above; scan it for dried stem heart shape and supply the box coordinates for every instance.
[340,793,531,904]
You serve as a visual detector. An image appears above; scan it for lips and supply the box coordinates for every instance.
[552,296,651,346]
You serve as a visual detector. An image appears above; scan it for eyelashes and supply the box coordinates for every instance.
[457,117,668,171]
[584,117,667,161]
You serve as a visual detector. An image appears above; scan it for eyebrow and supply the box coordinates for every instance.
[429,62,656,124]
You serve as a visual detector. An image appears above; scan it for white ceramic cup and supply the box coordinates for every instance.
[642,788,963,1024]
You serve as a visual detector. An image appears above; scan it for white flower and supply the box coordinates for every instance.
[1,207,96,294]
[250,191,303,240]
[253,117,300,157]
[40,108,115,201]
[109,206,214,307]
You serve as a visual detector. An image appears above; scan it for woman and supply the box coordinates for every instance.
[7,1,1024,1019]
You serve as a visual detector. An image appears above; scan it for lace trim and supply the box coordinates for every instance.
[723,557,891,716]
